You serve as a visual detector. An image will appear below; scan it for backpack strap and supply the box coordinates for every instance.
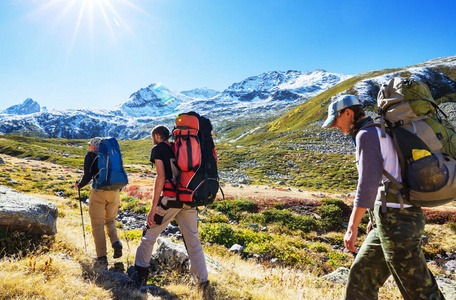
[160,141,178,197]
[359,123,408,211]
[382,170,407,211]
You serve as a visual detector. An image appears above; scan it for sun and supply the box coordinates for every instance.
[27,0,148,53]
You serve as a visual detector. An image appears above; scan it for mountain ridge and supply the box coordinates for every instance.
[0,69,349,139]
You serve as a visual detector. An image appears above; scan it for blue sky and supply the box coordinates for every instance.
[1,0,455,110]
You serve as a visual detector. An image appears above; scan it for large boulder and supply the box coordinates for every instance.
[0,186,58,235]
[150,237,222,274]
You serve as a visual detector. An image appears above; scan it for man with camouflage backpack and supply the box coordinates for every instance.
[322,92,445,300]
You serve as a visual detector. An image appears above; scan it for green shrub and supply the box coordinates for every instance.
[261,209,318,233]
[262,209,293,224]
[209,199,258,221]
[199,223,271,248]
[321,198,351,216]
[448,222,456,233]
[288,215,318,233]
[317,204,344,232]
[205,213,230,224]
[200,223,236,247]
[308,241,329,253]
[247,236,310,266]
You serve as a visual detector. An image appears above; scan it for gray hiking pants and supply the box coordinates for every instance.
[135,197,209,283]
[345,205,445,300]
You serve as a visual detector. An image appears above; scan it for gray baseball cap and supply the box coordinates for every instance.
[88,137,102,148]
[322,95,361,128]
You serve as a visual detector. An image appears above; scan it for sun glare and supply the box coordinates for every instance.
[27,0,149,54]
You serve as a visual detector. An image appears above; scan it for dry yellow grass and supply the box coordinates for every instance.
[1,153,454,299]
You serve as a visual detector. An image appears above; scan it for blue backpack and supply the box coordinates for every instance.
[93,137,128,190]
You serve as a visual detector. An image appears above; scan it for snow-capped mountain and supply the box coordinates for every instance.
[3,57,455,141]
[222,70,348,102]
[345,62,456,107]
[115,84,193,118]
[2,98,42,115]
[181,88,220,99]
[2,70,349,139]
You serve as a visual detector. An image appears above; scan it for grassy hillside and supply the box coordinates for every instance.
[239,58,456,144]
[1,153,456,299]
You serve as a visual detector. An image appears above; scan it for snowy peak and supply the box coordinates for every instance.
[181,88,220,99]
[116,83,192,117]
[221,69,351,102]
[2,98,42,115]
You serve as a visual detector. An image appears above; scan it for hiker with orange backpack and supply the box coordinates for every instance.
[133,125,211,295]
[322,93,445,300]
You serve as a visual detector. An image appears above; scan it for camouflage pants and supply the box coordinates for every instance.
[345,205,445,300]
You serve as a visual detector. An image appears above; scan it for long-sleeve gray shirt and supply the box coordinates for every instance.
[354,127,385,209]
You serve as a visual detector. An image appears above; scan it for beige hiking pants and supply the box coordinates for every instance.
[88,189,120,258]
[135,197,209,283]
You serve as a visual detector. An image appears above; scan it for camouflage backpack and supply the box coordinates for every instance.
[376,77,456,209]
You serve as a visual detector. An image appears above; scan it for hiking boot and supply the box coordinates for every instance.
[197,280,214,300]
[131,265,150,288]
[94,255,108,269]
[112,241,123,259]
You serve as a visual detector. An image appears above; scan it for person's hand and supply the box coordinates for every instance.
[367,220,373,233]
[74,181,79,190]
[344,227,359,253]
[147,205,158,227]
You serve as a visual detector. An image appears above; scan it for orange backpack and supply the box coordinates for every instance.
[172,112,221,206]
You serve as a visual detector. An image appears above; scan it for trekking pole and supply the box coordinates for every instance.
[78,187,87,252]
[121,220,131,267]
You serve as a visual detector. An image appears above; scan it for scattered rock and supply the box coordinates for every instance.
[270,258,280,264]
[0,157,5,164]
[322,267,350,284]
[444,260,456,273]
[436,276,456,299]
[150,237,222,275]
[0,186,58,235]
[248,224,260,232]
[229,244,246,254]
[422,236,429,244]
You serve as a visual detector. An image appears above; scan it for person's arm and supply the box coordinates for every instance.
[344,206,367,252]
[344,128,383,251]
[147,159,166,227]
[75,152,95,189]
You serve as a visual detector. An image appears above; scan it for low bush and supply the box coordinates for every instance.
[209,199,258,221]
[261,209,318,233]
[317,204,344,232]
[199,223,271,248]
[448,222,456,233]
[423,209,456,224]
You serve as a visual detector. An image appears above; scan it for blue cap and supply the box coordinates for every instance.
[322,95,361,128]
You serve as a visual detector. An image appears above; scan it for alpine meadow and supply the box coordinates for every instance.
[1,55,456,299]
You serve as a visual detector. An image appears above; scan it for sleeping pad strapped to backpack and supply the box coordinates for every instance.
[93,137,129,190]
[172,112,220,207]
[375,77,456,208]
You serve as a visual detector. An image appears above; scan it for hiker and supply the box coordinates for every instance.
[133,125,211,295]
[322,95,445,300]
[74,137,123,267]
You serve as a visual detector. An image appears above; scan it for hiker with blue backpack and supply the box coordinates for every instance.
[75,137,128,268]
[323,82,449,299]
